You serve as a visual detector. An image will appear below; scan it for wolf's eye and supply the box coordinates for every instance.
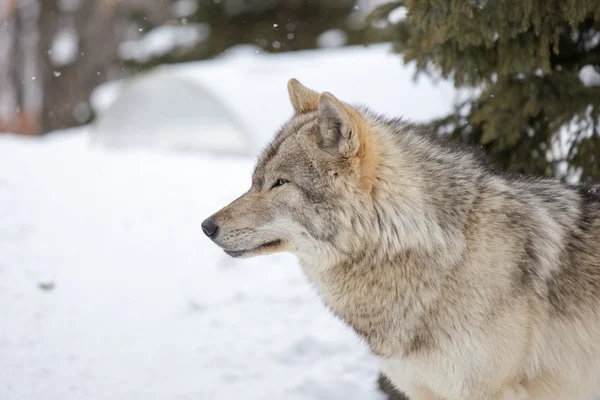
[271,178,289,189]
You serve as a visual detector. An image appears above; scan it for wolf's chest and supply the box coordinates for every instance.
[300,260,415,358]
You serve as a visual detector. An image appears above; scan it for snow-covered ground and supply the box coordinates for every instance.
[0,129,384,400]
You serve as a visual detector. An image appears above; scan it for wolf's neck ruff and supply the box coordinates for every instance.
[295,118,472,359]
[299,244,454,359]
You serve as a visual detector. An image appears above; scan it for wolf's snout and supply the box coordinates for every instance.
[201,216,219,238]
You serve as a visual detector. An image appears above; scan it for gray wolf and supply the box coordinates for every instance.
[201,78,600,400]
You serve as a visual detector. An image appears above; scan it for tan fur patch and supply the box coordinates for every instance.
[287,78,320,114]
[327,96,380,193]
[315,91,381,193]
[353,113,381,193]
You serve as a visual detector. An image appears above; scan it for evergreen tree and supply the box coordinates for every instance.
[369,0,600,181]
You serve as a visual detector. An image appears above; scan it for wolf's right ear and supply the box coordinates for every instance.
[287,78,320,114]
[317,93,379,191]
[317,92,363,158]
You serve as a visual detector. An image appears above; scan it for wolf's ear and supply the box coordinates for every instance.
[287,78,320,114]
[317,92,364,158]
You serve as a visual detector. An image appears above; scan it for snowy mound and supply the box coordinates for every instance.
[91,43,462,155]
[91,73,253,155]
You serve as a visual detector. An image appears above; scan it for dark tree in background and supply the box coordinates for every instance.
[369,0,600,181]
[122,0,371,70]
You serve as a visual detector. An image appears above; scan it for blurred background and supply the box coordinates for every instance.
[0,1,598,399]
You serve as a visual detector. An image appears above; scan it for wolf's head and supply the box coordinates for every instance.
[201,79,391,264]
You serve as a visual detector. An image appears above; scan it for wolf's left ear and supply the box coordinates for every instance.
[287,78,320,114]
[317,92,364,158]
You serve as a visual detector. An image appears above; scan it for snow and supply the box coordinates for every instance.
[579,65,600,87]
[354,0,391,15]
[388,6,407,24]
[172,0,199,18]
[552,104,599,183]
[316,29,348,48]
[95,43,461,154]
[91,74,252,155]
[119,24,210,64]
[50,28,78,66]
[584,31,600,51]
[0,129,384,400]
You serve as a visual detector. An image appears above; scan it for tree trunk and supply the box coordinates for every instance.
[38,0,120,133]
[0,1,23,133]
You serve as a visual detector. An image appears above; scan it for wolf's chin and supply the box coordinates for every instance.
[223,239,282,258]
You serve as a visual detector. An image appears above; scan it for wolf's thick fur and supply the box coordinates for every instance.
[202,79,600,399]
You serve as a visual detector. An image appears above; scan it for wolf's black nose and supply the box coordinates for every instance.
[201,217,219,238]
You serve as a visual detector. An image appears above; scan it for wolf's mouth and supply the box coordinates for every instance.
[223,239,282,258]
